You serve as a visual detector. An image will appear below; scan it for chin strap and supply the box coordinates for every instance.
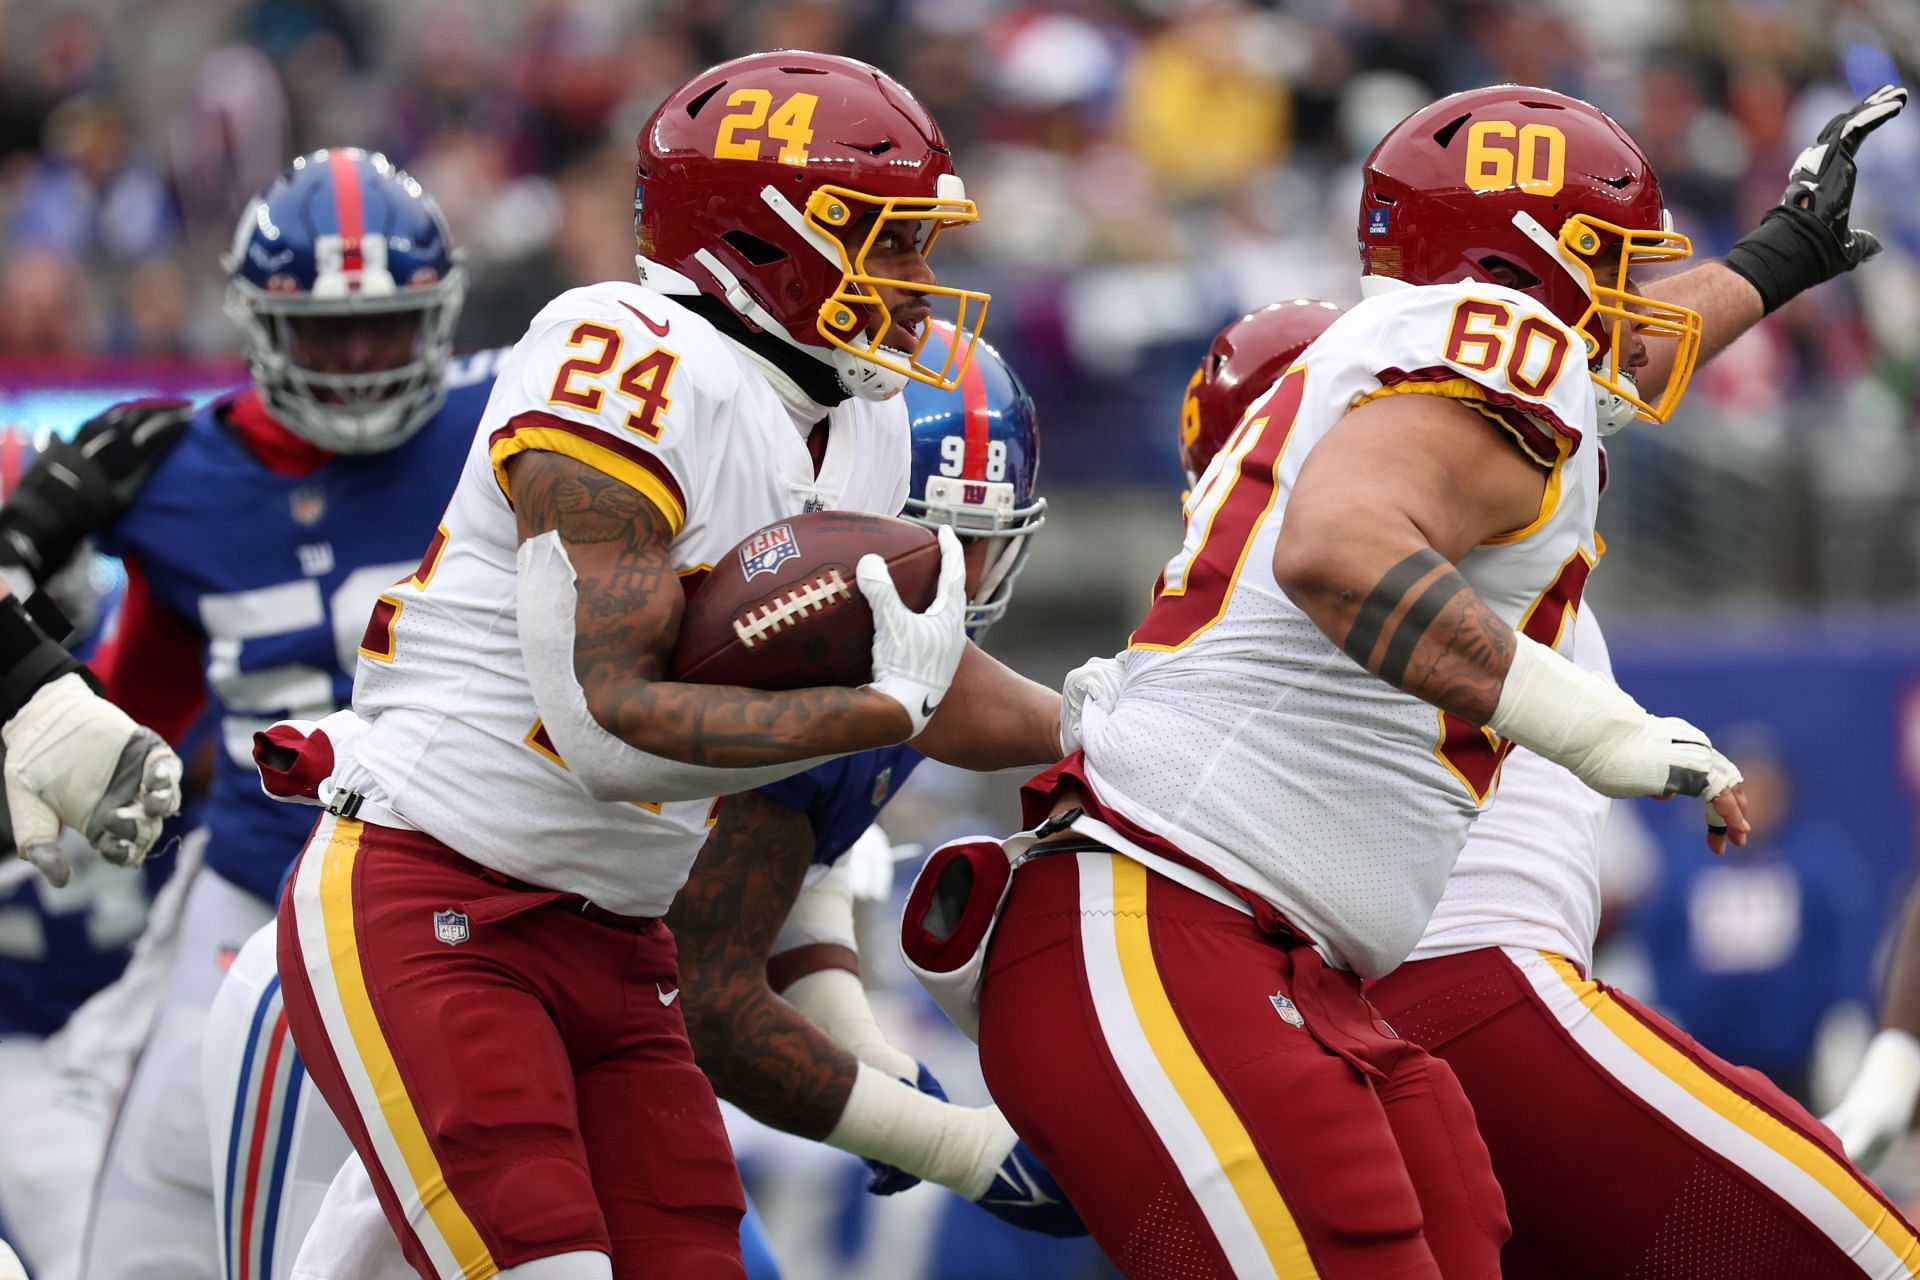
[651,249,909,403]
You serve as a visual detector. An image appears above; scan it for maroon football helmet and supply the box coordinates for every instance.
[635,51,987,401]
[1359,84,1701,423]
[1180,300,1342,489]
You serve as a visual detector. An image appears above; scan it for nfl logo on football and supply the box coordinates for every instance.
[740,523,800,580]
[433,908,470,946]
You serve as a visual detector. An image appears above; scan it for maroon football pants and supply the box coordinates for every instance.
[1368,945,1920,1279]
[978,849,1509,1279]
[277,813,745,1280]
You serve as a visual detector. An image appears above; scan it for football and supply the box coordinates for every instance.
[668,510,941,689]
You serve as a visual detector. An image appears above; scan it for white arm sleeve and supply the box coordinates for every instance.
[517,531,840,802]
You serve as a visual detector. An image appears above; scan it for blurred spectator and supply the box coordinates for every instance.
[9,96,175,265]
[1631,724,1880,1102]
[0,248,102,354]
[1118,3,1291,202]
[455,143,639,349]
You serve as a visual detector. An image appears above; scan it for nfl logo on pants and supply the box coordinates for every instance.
[434,908,470,946]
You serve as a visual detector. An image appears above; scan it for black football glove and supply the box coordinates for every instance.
[1724,83,1907,313]
[0,398,192,584]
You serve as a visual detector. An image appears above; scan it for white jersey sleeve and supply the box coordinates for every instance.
[483,286,718,538]
[1347,279,1595,467]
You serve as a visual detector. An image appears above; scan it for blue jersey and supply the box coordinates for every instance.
[756,743,927,868]
[97,352,503,903]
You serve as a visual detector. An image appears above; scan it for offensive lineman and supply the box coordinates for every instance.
[1354,88,1920,1279]
[958,85,1753,1278]
[274,53,1064,1280]
[1170,93,1920,1271]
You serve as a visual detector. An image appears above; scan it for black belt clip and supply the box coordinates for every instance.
[1032,806,1085,840]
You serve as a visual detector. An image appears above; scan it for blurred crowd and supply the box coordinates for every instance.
[3,0,1920,600]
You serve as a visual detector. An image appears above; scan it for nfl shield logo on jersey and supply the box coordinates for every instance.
[1269,993,1305,1029]
[433,909,470,946]
[740,523,800,580]
[290,486,326,526]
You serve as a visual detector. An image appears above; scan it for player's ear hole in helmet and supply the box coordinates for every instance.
[223,148,467,454]
[1359,84,1703,425]
[633,51,989,403]
[899,322,1044,638]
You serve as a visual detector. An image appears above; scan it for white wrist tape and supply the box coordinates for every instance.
[1857,1028,1920,1108]
[771,861,859,958]
[824,1062,1019,1198]
[1488,633,1736,802]
[781,968,920,1083]
[518,532,838,801]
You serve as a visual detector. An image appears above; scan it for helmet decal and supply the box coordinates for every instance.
[900,323,1045,636]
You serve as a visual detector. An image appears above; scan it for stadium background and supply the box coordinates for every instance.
[3,0,1920,1275]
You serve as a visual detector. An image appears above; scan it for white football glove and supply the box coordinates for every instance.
[858,524,968,737]
[1823,1028,1920,1173]
[1490,635,1742,816]
[1060,654,1125,754]
[3,673,183,887]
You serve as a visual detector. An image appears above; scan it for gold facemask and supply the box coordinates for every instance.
[1558,214,1703,424]
[805,185,991,391]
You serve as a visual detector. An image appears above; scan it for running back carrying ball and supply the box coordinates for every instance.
[670,511,940,689]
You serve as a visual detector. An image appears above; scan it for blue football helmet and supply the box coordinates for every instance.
[222,148,466,453]
[900,324,1045,635]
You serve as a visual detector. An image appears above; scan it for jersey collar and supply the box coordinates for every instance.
[223,390,335,477]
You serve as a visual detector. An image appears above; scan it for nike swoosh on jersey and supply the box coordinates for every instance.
[622,301,671,337]
[921,696,939,719]
[656,983,680,1005]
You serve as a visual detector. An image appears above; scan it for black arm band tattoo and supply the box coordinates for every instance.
[1377,568,1472,689]
[1341,549,1446,670]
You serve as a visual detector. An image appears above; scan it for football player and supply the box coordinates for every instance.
[235,325,1072,1280]
[670,324,1078,1237]
[1042,85,1916,1280]
[931,84,1765,1278]
[0,148,491,1280]
[271,53,1064,1280]
[1356,85,1920,1280]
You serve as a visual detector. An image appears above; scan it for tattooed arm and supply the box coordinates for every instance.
[509,450,912,767]
[1271,394,1548,725]
[668,790,858,1138]
[1275,393,1751,845]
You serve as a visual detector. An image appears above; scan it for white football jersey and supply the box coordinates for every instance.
[1409,605,1614,974]
[1081,279,1601,978]
[338,281,909,916]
